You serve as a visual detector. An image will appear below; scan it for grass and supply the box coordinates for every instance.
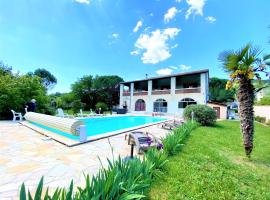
[148,121,270,200]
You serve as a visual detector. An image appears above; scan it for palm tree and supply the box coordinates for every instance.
[219,44,270,157]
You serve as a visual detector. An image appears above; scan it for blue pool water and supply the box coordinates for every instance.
[30,116,167,141]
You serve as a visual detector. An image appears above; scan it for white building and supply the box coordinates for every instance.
[119,69,209,116]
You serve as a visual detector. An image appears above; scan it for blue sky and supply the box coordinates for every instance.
[0,0,269,93]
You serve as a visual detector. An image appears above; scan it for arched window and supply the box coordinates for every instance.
[178,98,197,109]
[154,99,167,113]
[135,99,146,111]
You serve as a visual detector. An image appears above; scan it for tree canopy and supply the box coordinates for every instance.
[71,75,123,110]
[29,68,57,90]
[209,77,235,102]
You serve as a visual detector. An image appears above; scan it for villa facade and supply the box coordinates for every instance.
[119,69,209,116]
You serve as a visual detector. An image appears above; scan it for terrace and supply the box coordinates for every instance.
[0,120,170,198]
[175,74,201,94]
[152,78,171,95]
[122,83,131,96]
[133,80,148,96]
[121,73,203,97]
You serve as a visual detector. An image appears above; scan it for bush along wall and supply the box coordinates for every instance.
[19,121,198,200]
[184,104,217,126]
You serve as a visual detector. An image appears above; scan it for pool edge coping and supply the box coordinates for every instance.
[21,117,172,147]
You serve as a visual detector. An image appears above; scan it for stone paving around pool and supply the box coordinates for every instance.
[0,120,169,199]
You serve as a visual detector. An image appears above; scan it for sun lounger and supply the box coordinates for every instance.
[11,109,23,122]
[77,109,88,117]
[125,131,161,154]
[56,108,74,118]
[161,119,184,130]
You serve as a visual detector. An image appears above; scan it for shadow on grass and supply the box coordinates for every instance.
[212,123,225,129]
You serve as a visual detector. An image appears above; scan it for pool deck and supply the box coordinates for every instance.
[0,120,170,199]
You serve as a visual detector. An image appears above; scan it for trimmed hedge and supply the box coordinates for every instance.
[184,104,217,126]
[255,116,266,124]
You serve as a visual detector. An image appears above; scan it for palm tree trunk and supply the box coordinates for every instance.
[237,78,255,157]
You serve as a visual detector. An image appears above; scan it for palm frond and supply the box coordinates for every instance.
[218,50,239,72]
[263,54,270,64]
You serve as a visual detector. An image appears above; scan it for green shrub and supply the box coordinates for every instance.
[255,116,266,123]
[95,102,108,111]
[256,96,270,105]
[183,104,217,126]
[162,121,198,156]
[71,99,84,114]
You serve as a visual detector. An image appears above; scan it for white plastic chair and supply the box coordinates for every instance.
[56,108,73,118]
[11,110,22,122]
[77,109,88,117]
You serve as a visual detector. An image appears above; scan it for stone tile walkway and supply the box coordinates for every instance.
[0,121,169,199]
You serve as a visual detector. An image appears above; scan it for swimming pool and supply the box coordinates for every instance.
[29,115,168,141]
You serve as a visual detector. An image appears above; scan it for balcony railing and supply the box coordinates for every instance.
[133,91,148,96]
[152,89,171,95]
[175,87,201,94]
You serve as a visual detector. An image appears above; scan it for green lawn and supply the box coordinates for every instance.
[149,121,270,200]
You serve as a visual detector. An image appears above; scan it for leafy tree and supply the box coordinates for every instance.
[209,77,235,102]
[31,68,57,90]
[0,61,12,75]
[0,73,50,119]
[71,99,85,113]
[219,44,270,157]
[71,75,123,110]
[58,93,76,110]
[93,75,124,109]
[71,75,93,109]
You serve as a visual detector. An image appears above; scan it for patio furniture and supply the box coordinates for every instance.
[56,108,74,118]
[11,109,23,122]
[77,109,88,117]
[161,119,184,130]
[125,131,160,156]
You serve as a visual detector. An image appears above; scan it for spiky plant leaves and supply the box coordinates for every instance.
[20,183,27,200]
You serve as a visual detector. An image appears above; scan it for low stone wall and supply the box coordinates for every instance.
[254,106,270,121]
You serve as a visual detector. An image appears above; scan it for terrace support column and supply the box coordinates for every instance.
[200,73,207,104]
[130,82,134,112]
[148,80,152,96]
[120,84,124,108]
[171,77,176,95]
[147,80,153,114]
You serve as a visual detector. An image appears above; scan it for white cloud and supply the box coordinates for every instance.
[179,64,192,70]
[164,7,178,23]
[112,33,119,39]
[74,0,90,4]
[131,28,181,64]
[185,0,206,19]
[133,20,143,33]
[156,68,173,75]
[205,16,216,23]
[175,0,182,2]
